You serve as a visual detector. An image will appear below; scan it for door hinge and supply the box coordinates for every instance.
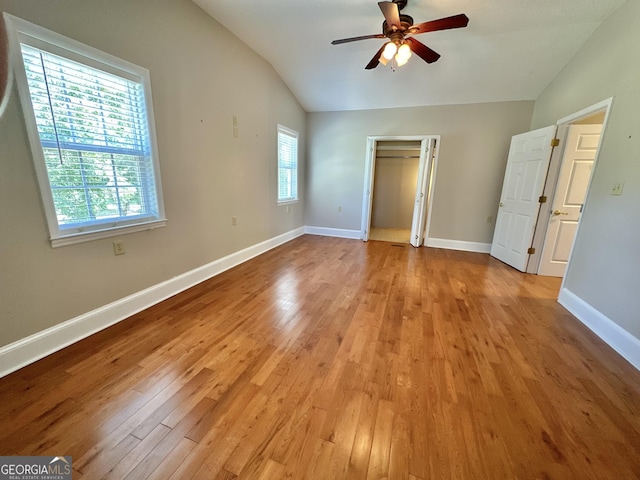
[550,138,560,147]
[527,247,536,255]
[538,195,547,204]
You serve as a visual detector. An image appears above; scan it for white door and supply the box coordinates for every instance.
[410,138,436,247]
[490,126,557,271]
[538,125,602,277]
[360,138,378,241]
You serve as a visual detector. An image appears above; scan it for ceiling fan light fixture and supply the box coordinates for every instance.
[382,41,398,60]
[395,55,409,67]
[395,43,412,65]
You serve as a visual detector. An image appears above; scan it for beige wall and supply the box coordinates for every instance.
[305,101,534,243]
[372,149,419,229]
[0,0,306,347]
[531,0,639,338]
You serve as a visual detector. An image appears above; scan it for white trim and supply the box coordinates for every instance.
[425,237,492,253]
[556,97,614,125]
[0,227,305,378]
[304,226,361,240]
[558,288,640,371]
[556,97,613,293]
[51,219,167,247]
[0,16,13,117]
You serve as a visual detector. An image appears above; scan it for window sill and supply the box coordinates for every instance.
[51,219,167,248]
[277,199,299,206]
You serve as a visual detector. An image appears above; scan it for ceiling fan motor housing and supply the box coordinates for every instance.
[382,14,414,39]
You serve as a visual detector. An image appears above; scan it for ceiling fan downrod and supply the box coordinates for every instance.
[393,0,408,11]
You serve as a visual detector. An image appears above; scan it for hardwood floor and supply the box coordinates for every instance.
[1,235,639,479]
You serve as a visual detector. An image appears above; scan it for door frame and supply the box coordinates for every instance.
[526,97,613,274]
[360,135,440,245]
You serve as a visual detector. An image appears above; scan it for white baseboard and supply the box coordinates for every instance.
[304,226,362,240]
[425,237,492,253]
[559,288,640,371]
[302,229,491,252]
[0,227,305,378]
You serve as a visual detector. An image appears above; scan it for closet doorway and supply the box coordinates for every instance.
[361,135,439,247]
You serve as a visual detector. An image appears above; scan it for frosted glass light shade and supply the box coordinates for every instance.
[382,42,397,60]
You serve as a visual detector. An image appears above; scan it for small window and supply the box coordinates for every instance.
[277,124,298,204]
[4,14,166,247]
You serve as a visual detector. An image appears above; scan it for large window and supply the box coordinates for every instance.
[277,124,298,204]
[5,14,166,246]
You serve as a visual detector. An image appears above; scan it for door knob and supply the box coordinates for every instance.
[553,210,569,216]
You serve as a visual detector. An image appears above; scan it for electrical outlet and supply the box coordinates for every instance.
[611,181,624,196]
[286,205,290,213]
[113,241,125,256]
[486,216,493,224]
[232,216,237,226]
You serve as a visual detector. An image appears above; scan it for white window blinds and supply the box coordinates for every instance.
[277,125,298,204]
[5,13,166,246]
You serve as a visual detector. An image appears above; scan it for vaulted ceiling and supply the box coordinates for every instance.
[192,0,626,112]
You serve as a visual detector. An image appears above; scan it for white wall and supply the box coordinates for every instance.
[531,0,640,339]
[305,102,534,243]
[0,0,306,347]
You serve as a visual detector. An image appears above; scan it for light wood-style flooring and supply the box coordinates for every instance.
[1,235,639,479]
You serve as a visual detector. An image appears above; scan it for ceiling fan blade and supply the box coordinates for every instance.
[365,44,386,70]
[378,1,401,29]
[331,34,386,45]
[409,14,469,35]
[405,37,440,64]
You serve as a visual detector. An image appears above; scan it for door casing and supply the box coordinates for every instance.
[527,97,612,275]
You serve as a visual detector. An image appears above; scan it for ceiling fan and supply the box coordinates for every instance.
[331,0,469,70]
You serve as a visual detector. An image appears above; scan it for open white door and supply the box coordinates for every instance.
[360,138,378,241]
[490,125,557,271]
[538,124,602,276]
[410,138,435,247]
